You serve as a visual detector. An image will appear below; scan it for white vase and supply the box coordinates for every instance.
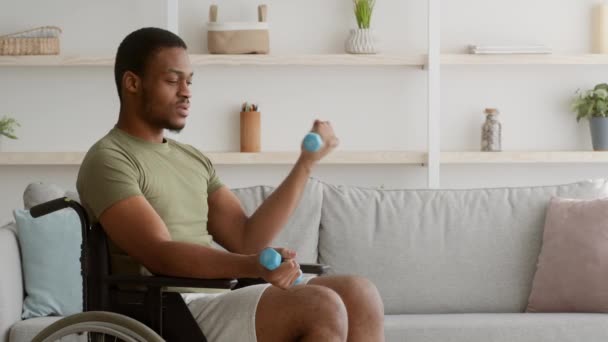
[345,28,376,54]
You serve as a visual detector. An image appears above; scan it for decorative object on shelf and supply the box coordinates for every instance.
[481,108,501,152]
[0,115,19,151]
[0,26,62,56]
[0,115,19,139]
[345,0,377,54]
[467,44,552,55]
[240,102,261,152]
[593,1,608,53]
[207,4,269,54]
[572,83,608,151]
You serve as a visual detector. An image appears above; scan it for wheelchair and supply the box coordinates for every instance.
[29,197,329,342]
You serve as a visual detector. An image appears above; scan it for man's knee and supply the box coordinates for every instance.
[316,275,385,324]
[343,275,382,302]
[300,285,348,339]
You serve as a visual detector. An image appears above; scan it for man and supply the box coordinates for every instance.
[77,27,384,342]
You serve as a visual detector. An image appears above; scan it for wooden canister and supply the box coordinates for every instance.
[240,111,261,152]
[594,3,608,53]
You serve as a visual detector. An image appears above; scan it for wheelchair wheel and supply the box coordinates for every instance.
[32,311,164,342]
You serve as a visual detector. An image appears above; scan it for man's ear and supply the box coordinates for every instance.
[122,71,140,96]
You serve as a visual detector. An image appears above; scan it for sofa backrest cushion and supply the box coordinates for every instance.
[0,222,23,342]
[231,178,323,263]
[13,208,83,318]
[319,179,608,314]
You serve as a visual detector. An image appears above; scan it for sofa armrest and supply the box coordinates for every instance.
[105,275,237,290]
[0,223,24,342]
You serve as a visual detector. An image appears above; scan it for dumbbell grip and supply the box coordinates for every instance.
[259,248,304,284]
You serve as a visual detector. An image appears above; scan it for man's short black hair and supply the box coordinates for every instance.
[114,27,187,101]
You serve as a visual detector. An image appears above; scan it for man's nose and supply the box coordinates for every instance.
[179,81,191,98]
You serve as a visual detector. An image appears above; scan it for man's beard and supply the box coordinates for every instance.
[141,89,185,133]
[167,127,183,134]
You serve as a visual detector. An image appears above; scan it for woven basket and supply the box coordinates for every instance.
[207,5,269,54]
[0,26,62,55]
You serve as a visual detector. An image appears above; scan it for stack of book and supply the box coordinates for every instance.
[468,44,552,55]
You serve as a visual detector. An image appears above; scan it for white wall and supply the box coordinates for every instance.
[1,0,607,221]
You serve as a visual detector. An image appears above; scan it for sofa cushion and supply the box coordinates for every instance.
[13,209,83,319]
[0,222,23,342]
[526,197,608,313]
[384,313,608,342]
[319,179,608,314]
[231,178,323,263]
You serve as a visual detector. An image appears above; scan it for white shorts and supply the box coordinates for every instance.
[181,276,315,342]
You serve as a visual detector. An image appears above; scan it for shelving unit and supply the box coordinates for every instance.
[2,0,606,188]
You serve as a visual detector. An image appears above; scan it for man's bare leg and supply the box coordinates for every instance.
[256,284,348,341]
[308,275,385,342]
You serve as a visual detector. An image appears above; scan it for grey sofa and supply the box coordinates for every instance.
[3,178,608,342]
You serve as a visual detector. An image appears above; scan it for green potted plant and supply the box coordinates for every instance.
[0,115,19,136]
[572,83,608,151]
[0,115,19,151]
[345,0,377,54]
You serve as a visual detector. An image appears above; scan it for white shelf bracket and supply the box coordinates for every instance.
[427,0,441,188]
[166,0,179,34]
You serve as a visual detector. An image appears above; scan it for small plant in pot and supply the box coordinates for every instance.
[345,0,377,54]
[571,83,608,151]
[0,115,19,150]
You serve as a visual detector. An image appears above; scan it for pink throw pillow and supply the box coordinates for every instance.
[526,196,608,313]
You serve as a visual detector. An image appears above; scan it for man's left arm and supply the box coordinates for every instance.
[208,120,339,255]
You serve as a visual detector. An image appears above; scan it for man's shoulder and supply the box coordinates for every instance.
[82,132,136,168]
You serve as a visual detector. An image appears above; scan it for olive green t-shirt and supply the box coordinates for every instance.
[76,127,223,286]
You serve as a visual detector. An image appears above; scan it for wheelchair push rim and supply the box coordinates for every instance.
[31,311,164,342]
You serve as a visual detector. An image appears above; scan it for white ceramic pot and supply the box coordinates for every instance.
[345,28,376,54]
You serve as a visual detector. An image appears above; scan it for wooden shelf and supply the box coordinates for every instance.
[0,152,85,165]
[3,151,608,165]
[0,56,113,67]
[0,151,427,166]
[189,54,426,66]
[441,54,608,65]
[208,151,426,165]
[0,54,426,67]
[441,151,608,164]
[3,54,608,67]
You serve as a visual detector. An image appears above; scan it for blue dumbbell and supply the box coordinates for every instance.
[302,132,323,152]
[259,247,303,285]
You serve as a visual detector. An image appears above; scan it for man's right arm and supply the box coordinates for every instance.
[99,195,301,288]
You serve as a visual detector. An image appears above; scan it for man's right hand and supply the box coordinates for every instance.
[300,119,340,164]
[254,248,302,290]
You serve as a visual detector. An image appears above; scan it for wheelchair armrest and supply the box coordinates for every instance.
[300,263,330,275]
[234,263,330,289]
[105,275,238,289]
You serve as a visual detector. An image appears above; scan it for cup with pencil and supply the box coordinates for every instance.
[240,102,260,152]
